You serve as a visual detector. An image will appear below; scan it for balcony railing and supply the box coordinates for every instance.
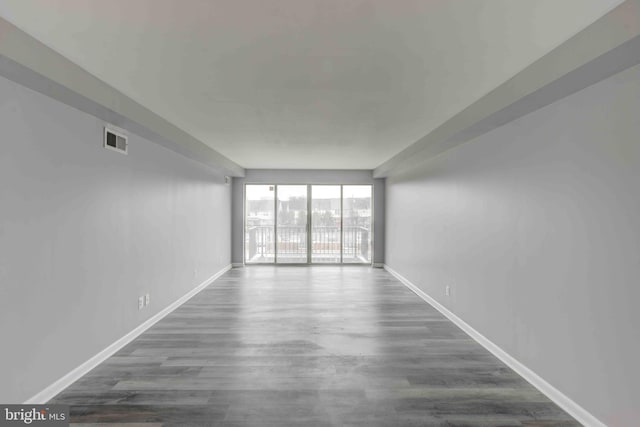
[246,225,370,263]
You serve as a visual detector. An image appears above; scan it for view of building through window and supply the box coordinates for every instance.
[245,184,372,264]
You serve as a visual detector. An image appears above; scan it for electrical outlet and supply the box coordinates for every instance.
[445,285,451,297]
[145,293,150,306]
[138,296,144,310]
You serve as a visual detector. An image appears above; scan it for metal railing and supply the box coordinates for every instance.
[245,225,370,263]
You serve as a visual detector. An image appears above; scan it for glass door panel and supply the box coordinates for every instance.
[342,185,372,264]
[276,185,308,263]
[245,185,275,264]
[311,185,341,263]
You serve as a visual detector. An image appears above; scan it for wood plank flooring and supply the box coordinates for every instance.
[50,267,579,426]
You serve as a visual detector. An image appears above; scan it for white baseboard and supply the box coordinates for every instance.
[372,262,384,268]
[24,264,232,404]
[232,263,244,268]
[383,264,605,427]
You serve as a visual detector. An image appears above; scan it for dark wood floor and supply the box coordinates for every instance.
[50,267,579,426]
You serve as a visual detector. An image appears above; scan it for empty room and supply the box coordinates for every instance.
[1,1,639,426]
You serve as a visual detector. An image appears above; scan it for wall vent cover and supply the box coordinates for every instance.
[104,126,128,154]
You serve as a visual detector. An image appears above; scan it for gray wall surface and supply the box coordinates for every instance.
[0,74,231,403]
[385,63,640,425]
[232,170,384,265]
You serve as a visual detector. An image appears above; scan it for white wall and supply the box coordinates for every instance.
[385,64,640,425]
[0,74,231,403]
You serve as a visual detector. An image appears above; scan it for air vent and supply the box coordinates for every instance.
[104,126,128,154]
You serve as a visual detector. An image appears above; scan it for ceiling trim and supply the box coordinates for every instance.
[0,17,244,177]
[374,0,640,178]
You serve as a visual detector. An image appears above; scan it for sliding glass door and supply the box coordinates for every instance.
[276,185,308,264]
[245,185,275,264]
[311,185,341,263]
[245,184,372,264]
[342,185,372,263]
